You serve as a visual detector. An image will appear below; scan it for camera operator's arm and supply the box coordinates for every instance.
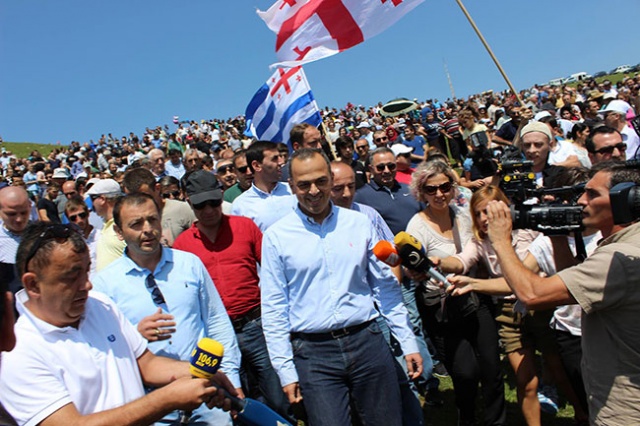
[486,200,576,309]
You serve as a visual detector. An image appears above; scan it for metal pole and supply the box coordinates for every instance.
[443,59,456,99]
[454,0,525,107]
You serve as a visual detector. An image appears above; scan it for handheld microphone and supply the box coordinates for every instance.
[373,240,401,267]
[393,232,451,289]
[185,338,295,426]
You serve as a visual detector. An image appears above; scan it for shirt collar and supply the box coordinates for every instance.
[15,289,84,335]
[294,202,337,225]
[369,179,400,191]
[122,246,173,276]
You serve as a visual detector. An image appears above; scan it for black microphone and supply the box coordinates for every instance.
[393,232,451,289]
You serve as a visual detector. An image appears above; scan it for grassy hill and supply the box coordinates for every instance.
[1,141,62,160]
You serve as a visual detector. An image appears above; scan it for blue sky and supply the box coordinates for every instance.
[2,0,639,145]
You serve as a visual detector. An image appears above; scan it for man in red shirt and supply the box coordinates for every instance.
[173,170,289,418]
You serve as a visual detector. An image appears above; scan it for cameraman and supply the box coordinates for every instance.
[485,161,640,425]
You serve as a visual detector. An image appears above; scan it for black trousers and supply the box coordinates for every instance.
[419,294,507,426]
[555,329,589,416]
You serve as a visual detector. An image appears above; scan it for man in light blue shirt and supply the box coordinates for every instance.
[92,193,241,426]
[261,149,422,426]
[230,141,296,231]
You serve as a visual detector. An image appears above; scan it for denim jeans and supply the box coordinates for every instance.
[292,321,403,426]
[401,279,436,389]
[235,317,290,417]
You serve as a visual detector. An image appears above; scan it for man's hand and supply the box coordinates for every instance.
[405,353,423,379]
[486,200,513,247]
[137,308,176,341]
[283,382,303,404]
[163,376,228,412]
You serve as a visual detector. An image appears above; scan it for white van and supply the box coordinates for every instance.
[563,72,591,84]
[549,78,564,86]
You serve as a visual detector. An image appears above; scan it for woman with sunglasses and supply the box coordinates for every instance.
[406,160,507,426]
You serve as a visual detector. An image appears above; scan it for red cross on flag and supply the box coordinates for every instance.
[258,0,425,67]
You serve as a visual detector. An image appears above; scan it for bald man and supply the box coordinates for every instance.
[0,186,32,295]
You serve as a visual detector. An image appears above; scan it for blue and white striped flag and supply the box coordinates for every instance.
[245,66,322,148]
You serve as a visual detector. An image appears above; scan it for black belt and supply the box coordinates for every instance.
[290,320,373,341]
[231,306,261,332]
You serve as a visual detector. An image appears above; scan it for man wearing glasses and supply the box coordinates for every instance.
[599,100,640,160]
[86,178,126,271]
[355,147,423,236]
[1,222,236,425]
[174,171,290,419]
[91,193,241,426]
[223,150,253,203]
[586,126,627,165]
[64,196,98,274]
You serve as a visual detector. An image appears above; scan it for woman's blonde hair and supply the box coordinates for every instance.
[410,160,457,203]
[470,185,510,240]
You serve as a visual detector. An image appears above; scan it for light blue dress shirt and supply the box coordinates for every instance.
[260,204,418,386]
[92,248,239,424]
[230,182,296,231]
[351,202,395,242]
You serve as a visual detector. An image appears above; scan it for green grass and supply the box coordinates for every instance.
[1,141,62,160]
[423,359,576,425]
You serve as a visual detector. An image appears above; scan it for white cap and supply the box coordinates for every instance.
[52,168,68,179]
[390,144,413,157]
[85,179,122,196]
[599,99,631,116]
[356,121,370,129]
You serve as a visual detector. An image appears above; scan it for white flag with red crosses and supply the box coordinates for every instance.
[258,0,425,68]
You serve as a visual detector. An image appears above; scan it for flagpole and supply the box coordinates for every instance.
[454,0,524,107]
[443,59,456,100]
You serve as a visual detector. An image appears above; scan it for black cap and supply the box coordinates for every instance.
[185,170,223,204]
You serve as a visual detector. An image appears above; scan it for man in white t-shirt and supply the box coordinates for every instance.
[0,222,235,425]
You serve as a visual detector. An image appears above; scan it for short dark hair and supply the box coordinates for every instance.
[335,136,354,152]
[585,126,622,153]
[64,195,89,214]
[113,193,160,229]
[246,141,279,173]
[290,123,315,148]
[289,148,331,180]
[591,161,640,188]
[16,223,87,277]
[159,175,181,190]
[232,149,247,167]
[122,168,156,193]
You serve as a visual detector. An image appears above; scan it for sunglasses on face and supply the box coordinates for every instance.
[356,145,369,150]
[162,190,181,199]
[374,137,389,143]
[593,142,626,155]
[68,211,88,222]
[422,181,453,196]
[374,162,397,172]
[217,165,235,174]
[192,199,222,210]
[236,165,249,174]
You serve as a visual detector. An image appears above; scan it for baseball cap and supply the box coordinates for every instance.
[599,100,631,116]
[520,121,553,141]
[356,122,370,129]
[52,168,69,179]
[85,179,122,196]
[185,171,223,205]
[390,144,414,157]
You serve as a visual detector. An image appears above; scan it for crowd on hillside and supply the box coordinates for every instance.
[1,72,640,426]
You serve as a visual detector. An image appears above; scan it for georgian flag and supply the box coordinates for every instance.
[258,0,425,68]
[244,66,322,148]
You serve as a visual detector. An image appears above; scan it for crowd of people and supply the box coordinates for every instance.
[1,73,640,426]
